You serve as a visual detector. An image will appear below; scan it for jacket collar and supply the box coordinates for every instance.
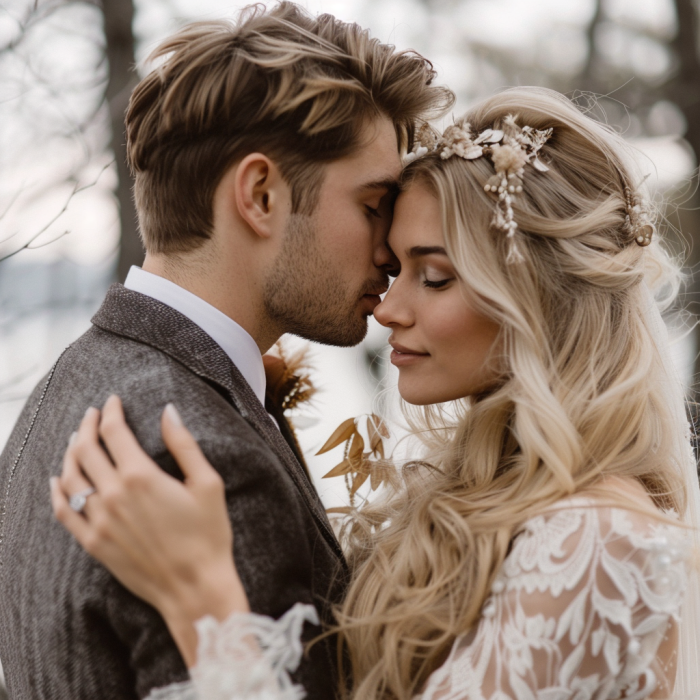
[92,284,345,565]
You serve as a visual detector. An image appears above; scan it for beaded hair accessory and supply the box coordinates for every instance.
[624,185,655,247]
[405,115,553,264]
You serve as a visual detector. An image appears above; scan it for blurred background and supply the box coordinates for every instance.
[1,0,699,514]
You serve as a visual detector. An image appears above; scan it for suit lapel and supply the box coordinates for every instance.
[92,285,345,564]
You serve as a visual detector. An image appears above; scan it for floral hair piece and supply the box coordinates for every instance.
[624,185,655,247]
[403,122,440,163]
[405,115,553,264]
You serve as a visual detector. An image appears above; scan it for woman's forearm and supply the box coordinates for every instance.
[158,562,250,668]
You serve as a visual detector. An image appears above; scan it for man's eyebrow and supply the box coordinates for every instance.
[356,177,400,195]
[408,245,448,258]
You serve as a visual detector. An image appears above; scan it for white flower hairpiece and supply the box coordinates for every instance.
[404,115,553,264]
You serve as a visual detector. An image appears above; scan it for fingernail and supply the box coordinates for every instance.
[68,432,77,446]
[164,403,182,427]
[49,476,58,489]
[84,406,96,419]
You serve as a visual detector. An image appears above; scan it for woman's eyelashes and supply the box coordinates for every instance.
[366,205,382,219]
[422,276,453,289]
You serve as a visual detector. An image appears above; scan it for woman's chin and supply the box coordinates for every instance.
[397,380,450,406]
[397,377,481,405]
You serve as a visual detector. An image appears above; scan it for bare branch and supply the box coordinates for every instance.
[0,160,112,262]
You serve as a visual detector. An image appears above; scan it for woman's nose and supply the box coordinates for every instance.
[373,279,413,328]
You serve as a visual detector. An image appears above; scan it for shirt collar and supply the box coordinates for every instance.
[123,266,267,407]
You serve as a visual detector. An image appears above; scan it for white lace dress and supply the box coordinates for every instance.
[148,499,689,700]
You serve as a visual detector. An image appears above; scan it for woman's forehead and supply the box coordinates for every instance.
[388,185,444,253]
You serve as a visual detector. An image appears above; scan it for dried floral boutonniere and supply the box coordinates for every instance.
[263,342,316,414]
[317,414,391,511]
[263,342,317,475]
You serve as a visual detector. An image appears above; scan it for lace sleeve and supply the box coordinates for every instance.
[146,603,319,700]
[419,501,689,700]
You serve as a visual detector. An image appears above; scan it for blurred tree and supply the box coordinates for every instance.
[102,0,142,281]
[667,0,700,347]
[0,0,141,279]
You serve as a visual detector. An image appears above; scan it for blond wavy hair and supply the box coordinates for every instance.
[334,87,689,700]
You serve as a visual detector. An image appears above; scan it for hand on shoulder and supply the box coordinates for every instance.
[50,395,249,667]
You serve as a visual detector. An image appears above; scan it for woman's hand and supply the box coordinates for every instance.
[50,395,249,666]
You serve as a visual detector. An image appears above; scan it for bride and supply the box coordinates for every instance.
[51,87,700,699]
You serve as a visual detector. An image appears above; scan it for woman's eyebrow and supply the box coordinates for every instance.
[407,246,448,258]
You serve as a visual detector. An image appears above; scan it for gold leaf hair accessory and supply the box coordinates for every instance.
[404,115,554,264]
[624,185,655,247]
[317,414,390,509]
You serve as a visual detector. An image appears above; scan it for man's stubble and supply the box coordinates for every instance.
[263,213,371,347]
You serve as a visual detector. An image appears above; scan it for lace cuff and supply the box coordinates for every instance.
[146,603,319,700]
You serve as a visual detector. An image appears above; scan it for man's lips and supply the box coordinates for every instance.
[389,340,430,366]
[361,283,389,312]
[363,283,389,297]
[361,294,382,312]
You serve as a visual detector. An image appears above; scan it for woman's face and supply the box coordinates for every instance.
[374,183,501,405]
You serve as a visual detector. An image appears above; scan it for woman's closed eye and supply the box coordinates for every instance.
[366,205,382,219]
[422,274,454,289]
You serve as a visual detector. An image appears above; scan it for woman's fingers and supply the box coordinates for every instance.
[72,406,121,494]
[98,396,159,478]
[161,404,222,489]
[50,476,93,544]
[61,430,95,495]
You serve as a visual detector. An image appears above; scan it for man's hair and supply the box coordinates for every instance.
[126,2,454,253]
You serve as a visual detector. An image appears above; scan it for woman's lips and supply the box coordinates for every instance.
[389,341,430,367]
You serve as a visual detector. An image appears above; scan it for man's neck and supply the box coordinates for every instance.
[141,253,280,354]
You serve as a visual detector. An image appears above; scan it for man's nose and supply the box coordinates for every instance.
[374,241,400,277]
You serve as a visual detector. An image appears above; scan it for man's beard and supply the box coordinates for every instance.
[263,214,376,347]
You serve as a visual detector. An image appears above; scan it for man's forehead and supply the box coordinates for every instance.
[337,117,402,172]
[324,117,402,191]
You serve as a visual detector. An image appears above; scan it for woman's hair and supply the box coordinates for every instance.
[334,87,689,699]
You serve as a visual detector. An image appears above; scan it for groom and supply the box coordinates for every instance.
[0,3,450,699]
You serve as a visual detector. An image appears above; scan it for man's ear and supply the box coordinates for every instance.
[234,153,287,239]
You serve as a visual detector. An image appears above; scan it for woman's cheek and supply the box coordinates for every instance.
[424,293,476,355]
[429,294,500,390]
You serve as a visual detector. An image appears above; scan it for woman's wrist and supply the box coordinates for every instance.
[158,562,250,667]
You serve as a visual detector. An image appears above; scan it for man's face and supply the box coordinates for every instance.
[263,116,401,346]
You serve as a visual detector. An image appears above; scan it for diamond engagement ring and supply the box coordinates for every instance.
[68,487,96,513]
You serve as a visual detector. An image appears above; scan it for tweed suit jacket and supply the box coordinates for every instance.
[0,284,348,700]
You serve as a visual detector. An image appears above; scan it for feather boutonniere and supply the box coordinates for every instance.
[263,343,317,476]
[263,342,316,414]
[317,414,391,509]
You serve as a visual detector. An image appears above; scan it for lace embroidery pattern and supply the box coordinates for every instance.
[146,603,319,700]
[419,500,688,700]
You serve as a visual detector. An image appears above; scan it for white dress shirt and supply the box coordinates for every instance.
[124,266,267,407]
